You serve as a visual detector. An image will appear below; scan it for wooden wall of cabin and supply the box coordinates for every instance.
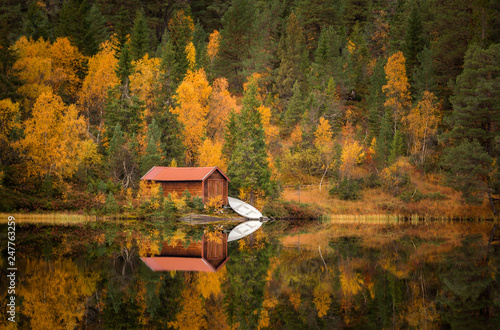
[158,181,203,200]
[204,171,228,205]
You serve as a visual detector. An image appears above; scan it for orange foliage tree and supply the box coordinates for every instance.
[17,91,86,181]
[383,51,411,133]
[405,91,441,166]
[129,54,161,118]
[171,69,212,165]
[13,37,84,106]
[207,78,236,142]
[314,117,335,190]
[197,138,225,170]
[78,40,119,141]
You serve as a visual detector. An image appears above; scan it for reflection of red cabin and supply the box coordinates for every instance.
[141,166,230,205]
[141,233,229,272]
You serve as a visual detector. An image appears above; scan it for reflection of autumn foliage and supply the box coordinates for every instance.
[20,259,99,329]
[313,286,332,318]
[168,285,207,330]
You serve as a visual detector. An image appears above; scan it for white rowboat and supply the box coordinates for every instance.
[227,196,263,220]
[227,221,263,242]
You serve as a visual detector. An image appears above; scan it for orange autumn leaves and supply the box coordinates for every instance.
[171,69,236,168]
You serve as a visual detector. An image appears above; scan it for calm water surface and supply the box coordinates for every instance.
[1,219,499,329]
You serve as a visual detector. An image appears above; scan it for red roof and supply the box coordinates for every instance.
[141,166,229,182]
[141,257,217,272]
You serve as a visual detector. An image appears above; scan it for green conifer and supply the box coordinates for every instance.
[227,79,274,203]
[130,8,151,61]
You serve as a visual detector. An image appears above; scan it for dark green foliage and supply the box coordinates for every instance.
[24,0,52,41]
[84,4,109,55]
[242,0,285,83]
[0,0,23,44]
[275,12,309,101]
[282,81,305,135]
[447,43,500,157]
[115,43,133,88]
[329,177,362,200]
[130,8,151,61]
[222,109,239,163]
[150,38,186,165]
[412,46,436,99]
[56,0,90,53]
[216,0,255,90]
[404,5,425,78]
[389,130,404,164]
[441,139,493,204]
[376,110,393,166]
[226,80,274,202]
[295,0,339,52]
[367,57,387,139]
[140,118,162,174]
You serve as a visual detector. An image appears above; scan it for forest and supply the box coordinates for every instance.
[0,0,499,215]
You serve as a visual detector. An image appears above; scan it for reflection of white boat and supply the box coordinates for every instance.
[227,221,263,242]
[228,196,263,220]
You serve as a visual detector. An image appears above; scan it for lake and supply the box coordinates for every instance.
[1,217,499,328]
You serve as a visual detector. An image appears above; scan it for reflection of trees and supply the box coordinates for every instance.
[438,235,499,328]
[223,234,274,329]
[19,259,99,329]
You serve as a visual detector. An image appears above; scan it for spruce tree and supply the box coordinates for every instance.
[56,0,90,52]
[412,46,436,100]
[23,0,51,41]
[130,8,151,61]
[222,109,239,162]
[85,4,108,55]
[447,43,500,157]
[404,5,425,79]
[282,81,305,135]
[275,12,309,101]
[441,139,493,204]
[150,34,186,165]
[227,79,273,203]
[140,118,163,174]
[376,110,393,167]
[367,57,387,140]
[216,0,255,91]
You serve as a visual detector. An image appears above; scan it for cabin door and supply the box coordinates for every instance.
[208,179,223,203]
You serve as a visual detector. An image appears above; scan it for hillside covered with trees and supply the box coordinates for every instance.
[0,0,499,215]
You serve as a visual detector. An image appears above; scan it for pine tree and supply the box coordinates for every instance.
[23,0,51,41]
[310,25,342,89]
[56,0,90,53]
[412,46,436,100]
[376,110,393,167]
[282,81,305,135]
[275,12,309,101]
[367,57,387,140]
[227,79,273,203]
[216,0,255,91]
[222,109,238,163]
[441,139,493,204]
[130,8,151,61]
[404,5,425,80]
[447,43,500,157]
[84,4,109,55]
[140,118,163,173]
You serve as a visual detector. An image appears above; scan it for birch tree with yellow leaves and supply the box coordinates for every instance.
[405,91,441,166]
[383,51,411,134]
[18,91,87,181]
[171,69,212,165]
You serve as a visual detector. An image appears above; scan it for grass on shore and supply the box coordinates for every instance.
[282,172,493,220]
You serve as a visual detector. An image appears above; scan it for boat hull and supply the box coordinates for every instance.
[227,221,263,242]
[227,196,263,220]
